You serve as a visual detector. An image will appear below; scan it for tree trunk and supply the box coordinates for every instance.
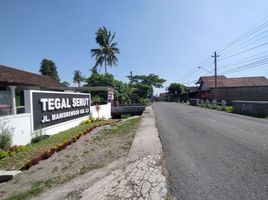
[104,54,107,74]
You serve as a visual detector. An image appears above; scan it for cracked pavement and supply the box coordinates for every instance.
[33,107,169,200]
[81,154,167,200]
[80,107,168,200]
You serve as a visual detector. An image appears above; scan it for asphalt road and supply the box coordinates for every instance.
[153,103,268,200]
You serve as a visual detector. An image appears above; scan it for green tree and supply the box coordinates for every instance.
[73,70,84,87]
[127,73,166,102]
[61,81,70,87]
[113,80,131,105]
[84,71,131,105]
[130,83,153,104]
[84,70,114,87]
[39,59,60,81]
[127,74,166,88]
[168,83,184,96]
[90,26,120,73]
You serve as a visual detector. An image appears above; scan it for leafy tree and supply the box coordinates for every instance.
[127,74,166,88]
[84,71,165,105]
[84,70,114,87]
[61,81,70,87]
[90,26,120,73]
[130,83,153,104]
[73,70,84,87]
[113,80,131,105]
[168,83,184,96]
[84,71,131,105]
[39,59,60,81]
[92,95,104,105]
[127,73,166,103]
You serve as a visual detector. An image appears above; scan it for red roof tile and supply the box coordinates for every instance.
[197,75,268,88]
[0,65,65,88]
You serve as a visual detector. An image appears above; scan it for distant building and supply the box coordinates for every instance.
[179,86,198,103]
[180,75,268,103]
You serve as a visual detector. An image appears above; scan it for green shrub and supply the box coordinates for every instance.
[0,151,9,159]
[225,106,234,113]
[0,121,14,150]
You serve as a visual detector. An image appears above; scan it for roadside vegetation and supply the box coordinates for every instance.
[0,117,141,200]
[37,27,166,106]
[0,121,14,151]
[84,71,166,105]
[0,119,117,170]
[199,102,234,113]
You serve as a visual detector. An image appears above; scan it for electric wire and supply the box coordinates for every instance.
[217,16,268,53]
[220,58,268,75]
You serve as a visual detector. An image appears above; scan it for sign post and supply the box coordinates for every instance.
[25,90,91,132]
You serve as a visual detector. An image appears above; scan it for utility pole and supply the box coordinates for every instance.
[212,51,220,101]
[129,70,133,104]
[130,70,133,85]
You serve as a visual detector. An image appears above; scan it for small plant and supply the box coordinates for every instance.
[0,120,14,151]
[33,127,45,138]
[0,151,9,159]
[225,106,234,113]
[121,114,131,119]
[92,95,103,105]
[2,119,120,171]
[0,145,27,160]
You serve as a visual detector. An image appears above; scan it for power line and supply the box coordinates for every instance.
[219,52,268,69]
[217,16,268,53]
[180,57,213,82]
[218,30,268,56]
[219,42,268,61]
[182,16,268,84]
[221,58,268,74]
[224,63,268,75]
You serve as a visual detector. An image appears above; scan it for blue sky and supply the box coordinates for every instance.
[1,0,268,94]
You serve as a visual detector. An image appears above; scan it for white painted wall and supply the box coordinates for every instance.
[90,103,111,119]
[0,113,32,146]
[0,114,89,146]
[0,91,113,146]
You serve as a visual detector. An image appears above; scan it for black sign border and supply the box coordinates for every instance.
[31,91,91,131]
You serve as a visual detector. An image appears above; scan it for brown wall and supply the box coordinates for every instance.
[211,86,268,102]
[232,101,268,117]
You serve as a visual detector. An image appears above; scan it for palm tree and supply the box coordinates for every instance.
[73,70,83,87]
[90,27,120,73]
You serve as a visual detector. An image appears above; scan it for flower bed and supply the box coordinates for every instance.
[0,145,28,159]
[0,119,120,170]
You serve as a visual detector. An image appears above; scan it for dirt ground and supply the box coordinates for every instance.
[0,118,140,200]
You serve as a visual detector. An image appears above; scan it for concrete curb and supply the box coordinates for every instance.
[34,107,168,200]
[127,106,163,162]
[80,106,169,199]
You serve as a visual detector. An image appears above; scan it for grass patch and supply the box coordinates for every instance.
[200,103,234,113]
[0,119,117,170]
[1,117,141,200]
[92,118,140,142]
[78,164,103,175]
[121,114,131,119]
[4,178,57,200]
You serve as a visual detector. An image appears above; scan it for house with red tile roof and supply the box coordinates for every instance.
[0,65,116,146]
[0,65,66,115]
[196,75,268,89]
[194,75,268,102]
